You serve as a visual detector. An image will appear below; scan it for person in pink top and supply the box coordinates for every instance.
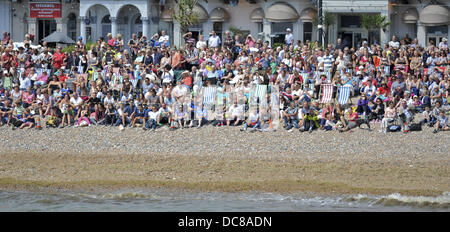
[35,70,49,86]
[107,33,115,47]
[245,35,256,48]
[21,86,35,108]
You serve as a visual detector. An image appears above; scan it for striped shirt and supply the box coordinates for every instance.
[322,55,334,70]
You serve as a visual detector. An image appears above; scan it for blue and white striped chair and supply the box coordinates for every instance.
[338,85,352,106]
[202,86,217,106]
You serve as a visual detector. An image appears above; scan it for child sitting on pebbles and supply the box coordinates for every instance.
[75,105,91,127]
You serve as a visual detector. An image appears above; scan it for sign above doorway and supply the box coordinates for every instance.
[30,3,62,18]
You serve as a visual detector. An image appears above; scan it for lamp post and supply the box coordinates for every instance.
[318,0,323,47]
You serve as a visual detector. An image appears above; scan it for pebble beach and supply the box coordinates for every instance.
[0,122,449,197]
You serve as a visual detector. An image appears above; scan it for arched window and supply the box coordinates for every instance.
[101,15,111,24]
[67,13,77,41]
[135,16,142,24]
[101,15,112,39]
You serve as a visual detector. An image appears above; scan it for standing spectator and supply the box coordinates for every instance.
[159,30,170,47]
[208,31,221,48]
[183,32,196,47]
[223,31,234,50]
[285,28,294,46]
[438,38,448,50]
[52,46,65,75]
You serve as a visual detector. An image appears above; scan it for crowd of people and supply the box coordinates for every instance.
[0,28,449,134]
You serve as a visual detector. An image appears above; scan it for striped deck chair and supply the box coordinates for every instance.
[340,68,352,76]
[251,85,267,103]
[384,66,390,76]
[315,71,331,82]
[215,88,225,122]
[320,84,333,104]
[202,86,217,106]
[337,85,352,105]
[270,84,280,130]
[301,73,314,92]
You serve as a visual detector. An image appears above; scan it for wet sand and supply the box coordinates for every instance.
[0,125,449,196]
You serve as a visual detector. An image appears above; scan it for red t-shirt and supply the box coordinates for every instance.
[377,86,389,96]
[182,75,193,87]
[58,74,68,82]
[2,53,12,69]
[53,52,65,69]
[349,112,358,122]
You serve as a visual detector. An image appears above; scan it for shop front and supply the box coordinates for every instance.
[30,1,61,41]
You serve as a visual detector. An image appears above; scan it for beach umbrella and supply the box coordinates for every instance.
[40,31,76,44]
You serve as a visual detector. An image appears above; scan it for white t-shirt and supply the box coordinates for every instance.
[36,93,45,104]
[70,96,83,107]
[389,41,400,48]
[196,40,207,49]
[172,85,188,98]
[148,111,160,120]
[292,88,303,97]
[159,35,170,43]
[104,96,115,105]
[208,35,221,48]
[285,33,294,45]
[161,70,174,84]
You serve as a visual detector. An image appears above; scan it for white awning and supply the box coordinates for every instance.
[210,7,230,22]
[403,8,418,24]
[265,3,299,23]
[419,5,450,26]
[250,8,264,23]
[300,8,317,23]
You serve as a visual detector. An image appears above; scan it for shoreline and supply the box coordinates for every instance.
[0,125,449,197]
[0,151,448,197]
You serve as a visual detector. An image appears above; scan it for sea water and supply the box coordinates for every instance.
[0,189,448,212]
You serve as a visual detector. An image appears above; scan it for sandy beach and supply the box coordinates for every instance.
[0,123,449,197]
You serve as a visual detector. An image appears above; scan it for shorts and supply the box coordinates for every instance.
[347,121,357,129]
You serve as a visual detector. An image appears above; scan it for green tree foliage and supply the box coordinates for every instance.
[361,14,390,32]
[173,0,200,33]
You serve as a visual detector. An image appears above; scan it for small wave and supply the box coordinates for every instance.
[346,192,450,209]
[102,192,153,200]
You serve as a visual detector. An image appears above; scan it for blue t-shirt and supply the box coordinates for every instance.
[134,109,146,118]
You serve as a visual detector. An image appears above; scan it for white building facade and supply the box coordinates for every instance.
[3,0,449,48]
